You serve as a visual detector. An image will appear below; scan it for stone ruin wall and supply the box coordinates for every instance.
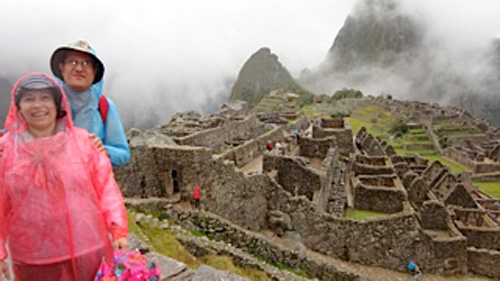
[451,207,500,251]
[297,136,336,159]
[202,158,274,231]
[355,130,385,156]
[419,200,451,230]
[262,154,321,201]
[312,118,354,155]
[320,148,345,215]
[114,144,213,199]
[131,202,363,281]
[446,135,490,148]
[173,115,261,153]
[220,126,284,168]
[416,231,467,275]
[282,116,310,132]
[349,154,408,213]
[468,248,500,278]
[199,153,466,274]
[352,175,407,213]
[320,118,345,129]
[112,110,486,276]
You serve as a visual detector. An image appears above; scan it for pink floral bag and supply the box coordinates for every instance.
[94,249,161,281]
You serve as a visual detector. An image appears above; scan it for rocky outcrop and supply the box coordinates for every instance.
[229,47,310,108]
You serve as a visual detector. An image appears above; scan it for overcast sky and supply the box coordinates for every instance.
[1,0,500,128]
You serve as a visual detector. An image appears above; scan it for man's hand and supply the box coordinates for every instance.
[0,260,10,281]
[89,134,109,156]
[113,237,128,250]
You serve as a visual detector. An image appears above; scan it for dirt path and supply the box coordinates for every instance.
[241,155,263,174]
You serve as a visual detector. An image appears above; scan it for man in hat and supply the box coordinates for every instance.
[50,40,130,166]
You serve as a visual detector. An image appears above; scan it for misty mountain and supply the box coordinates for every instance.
[324,0,422,72]
[299,0,500,126]
[229,47,311,108]
[452,40,500,124]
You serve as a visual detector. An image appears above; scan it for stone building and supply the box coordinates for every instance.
[115,102,500,279]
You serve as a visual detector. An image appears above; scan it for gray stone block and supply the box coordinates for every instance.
[192,265,249,281]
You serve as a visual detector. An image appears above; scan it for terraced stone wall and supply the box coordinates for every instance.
[352,176,407,213]
[173,115,261,153]
[312,118,354,155]
[468,248,500,278]
[297,136,336,158]
[220,126,284,168]
[262,154,321,201]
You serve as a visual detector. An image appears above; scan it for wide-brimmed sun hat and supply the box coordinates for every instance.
[50,40,105,84]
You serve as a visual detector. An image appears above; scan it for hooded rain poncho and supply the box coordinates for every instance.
[0,73,128,280]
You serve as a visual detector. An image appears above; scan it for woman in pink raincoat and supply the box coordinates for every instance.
[0,73,128,281]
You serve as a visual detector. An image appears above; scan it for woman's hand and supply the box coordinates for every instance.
[89,134,109,156]
[0,260,10,281]
[113,237,128,250]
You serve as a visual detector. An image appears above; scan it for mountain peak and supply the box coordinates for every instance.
[229,47,309,108]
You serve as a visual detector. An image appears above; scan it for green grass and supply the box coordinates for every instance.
[473,181,500,199]
[445,133,486,139]
[343,208,390,220]
[140,225,201,268]
[400,140,433,145]
[395,149,437,157]
[408,130,426,135]
[348,117,384,136]
[301,105,316,119]
[420,155,467,173]
[128,210,273,279]
[127,210,141,235]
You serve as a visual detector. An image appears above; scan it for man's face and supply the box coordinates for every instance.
[59,51,97,91]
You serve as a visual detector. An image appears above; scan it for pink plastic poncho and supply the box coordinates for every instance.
[0,73,128,280]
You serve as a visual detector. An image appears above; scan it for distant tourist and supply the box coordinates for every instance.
[275,140,283,154]
[266,140,273,151]
[193,187,201,209]
[407,260,422,281]
[0,73,128,281]
[50,40,130,166]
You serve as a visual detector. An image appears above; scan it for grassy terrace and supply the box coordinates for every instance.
[253,95,299,113]
[433,122,484,139]
[347,103,470,173]
[473,181,500,199]
[301,104,340,119]
[421,155,467,173]
[343,207,391,220]
[127,211,271,280]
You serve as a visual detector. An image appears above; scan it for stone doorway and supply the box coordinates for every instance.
[171,169,181,194]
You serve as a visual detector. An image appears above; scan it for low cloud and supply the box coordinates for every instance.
[0,0,355,129]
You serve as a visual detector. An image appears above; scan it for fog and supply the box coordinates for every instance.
[0,0,355,128]
[1,0,500,129]
[304,0,500,110]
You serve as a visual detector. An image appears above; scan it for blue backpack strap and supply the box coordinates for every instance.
[98,95,109,123]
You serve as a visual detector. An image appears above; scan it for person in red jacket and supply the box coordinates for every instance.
[0,73,128,281]
[266,140,273,151]
[193,187,201,209]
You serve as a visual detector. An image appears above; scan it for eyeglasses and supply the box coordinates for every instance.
[64,58,95,69]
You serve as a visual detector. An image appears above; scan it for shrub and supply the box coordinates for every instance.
[332,88,363,100]
[330,111,351,118]
[389,119,409,138]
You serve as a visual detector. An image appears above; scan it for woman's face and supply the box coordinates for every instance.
[18,89,57,133]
